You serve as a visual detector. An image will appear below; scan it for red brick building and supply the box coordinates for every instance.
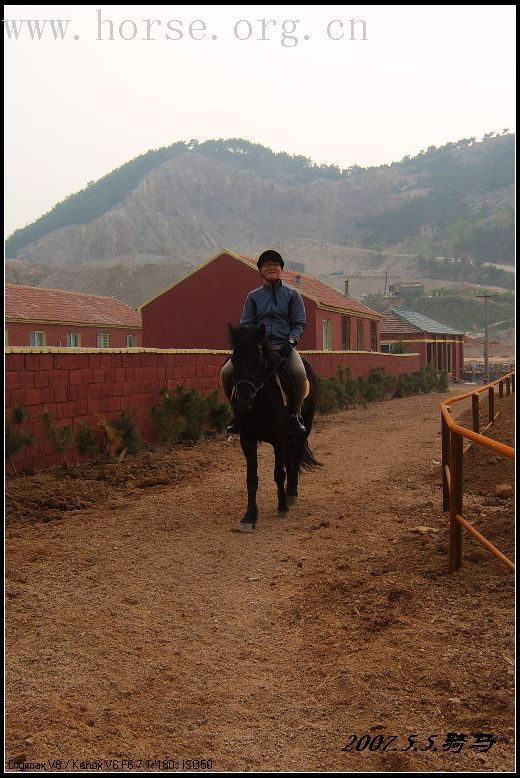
[5,284,142,349]
[380,308,464,379]
[141,249,382,351]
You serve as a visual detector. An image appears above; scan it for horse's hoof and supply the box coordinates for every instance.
[239,521,254,533]
[286,494,298,506]
[277,510,289,520]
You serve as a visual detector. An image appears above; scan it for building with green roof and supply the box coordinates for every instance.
[380,308,464,379]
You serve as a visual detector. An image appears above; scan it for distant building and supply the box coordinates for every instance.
[420,223,441,239]
[286,260,305,273]
[141,249,382,352]
[380,308,464,378]
[5,284,142,348]
[388,282,425,297]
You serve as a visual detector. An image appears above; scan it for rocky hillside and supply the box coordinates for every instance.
[5,134,514,310]
[8,151,406,265]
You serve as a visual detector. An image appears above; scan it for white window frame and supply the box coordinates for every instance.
[30,331,45,346]
[67,332,81,348]
[322,319,331,351]
[126,334,136,348]
[96,332,110,348]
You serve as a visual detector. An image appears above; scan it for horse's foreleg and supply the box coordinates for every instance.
[240,436,258,531]
[274,444,289,516]
[286,450,299,505]
[286,437,304,505]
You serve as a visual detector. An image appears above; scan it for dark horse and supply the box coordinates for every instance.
[228,323,320,531]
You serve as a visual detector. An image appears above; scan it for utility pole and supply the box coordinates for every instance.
[476,292,492,383]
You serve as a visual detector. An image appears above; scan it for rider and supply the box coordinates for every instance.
[221,249,308,435]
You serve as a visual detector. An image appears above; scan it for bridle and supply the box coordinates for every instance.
[231,357,285,405]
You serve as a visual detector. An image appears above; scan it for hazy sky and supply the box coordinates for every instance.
[4,4,516,237]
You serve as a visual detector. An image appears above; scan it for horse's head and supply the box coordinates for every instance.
[228,324,267,416]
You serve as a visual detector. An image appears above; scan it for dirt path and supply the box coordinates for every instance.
[6,388,515,772]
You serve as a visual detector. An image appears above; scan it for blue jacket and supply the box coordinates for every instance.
[240,281,307,346]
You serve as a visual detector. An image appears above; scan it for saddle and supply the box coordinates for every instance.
[274,361,309,407]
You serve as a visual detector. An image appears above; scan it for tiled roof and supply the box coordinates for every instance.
[381,308,463,336]
[5,284,142,327]
[236,253,381,318]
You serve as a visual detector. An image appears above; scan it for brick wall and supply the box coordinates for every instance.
[306,350,421,379]
[5,347,421,472]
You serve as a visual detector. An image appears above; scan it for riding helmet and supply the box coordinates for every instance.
[257,249,284,270]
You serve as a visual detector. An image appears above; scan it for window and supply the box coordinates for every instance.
[322,319,331,350]
[67,333,80,348]
[357,320,365,350]
[370,321,378,351]
[30,331,45,346]
[126,334,136,348]
[96,332,110,348]
[380,343,391,353]
[341,316,351,350]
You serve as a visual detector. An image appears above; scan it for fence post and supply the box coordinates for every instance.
[488,386,495,425]
[505,377,511,396]
[471,394,480,434]
[441,412,450,512]
[498,380,504,398]
[448,431,463,572]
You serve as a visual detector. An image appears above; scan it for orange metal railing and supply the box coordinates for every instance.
[440,371,515,573]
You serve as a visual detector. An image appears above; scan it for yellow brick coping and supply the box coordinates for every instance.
[5,347,231,355]
[5,347,420,356]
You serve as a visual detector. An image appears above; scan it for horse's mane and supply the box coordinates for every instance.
[228,324,279,370]
[228,324,260,349]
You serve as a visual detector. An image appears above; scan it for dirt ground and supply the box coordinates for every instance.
[5,386,515,773]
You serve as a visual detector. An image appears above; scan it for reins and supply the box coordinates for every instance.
[232,357,286,404]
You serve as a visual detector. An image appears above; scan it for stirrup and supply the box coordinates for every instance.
[226,418,241,435]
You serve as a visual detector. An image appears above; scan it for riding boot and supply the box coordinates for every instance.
[226,416,241,434]
[289,412,306,435]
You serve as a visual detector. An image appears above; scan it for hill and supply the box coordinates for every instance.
[5,134,515,335]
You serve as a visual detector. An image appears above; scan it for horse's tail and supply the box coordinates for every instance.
[289,433,322,473]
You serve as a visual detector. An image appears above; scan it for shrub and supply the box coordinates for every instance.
[367,367,397,401]
[91,418,124,460]
[394,365,449,397]
[42,411,72,469]
[317,368,362,412]
[203,390,232,435]
[150,385,231,445]
[75,414,138,461]
[111,409,141,453]
[75,421,98,456]
[437,370,449,392]
[5,406,35,474]
[149,388,186,446]
[318,367,400,412]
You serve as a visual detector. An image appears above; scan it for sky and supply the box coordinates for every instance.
[4,4,516,237]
